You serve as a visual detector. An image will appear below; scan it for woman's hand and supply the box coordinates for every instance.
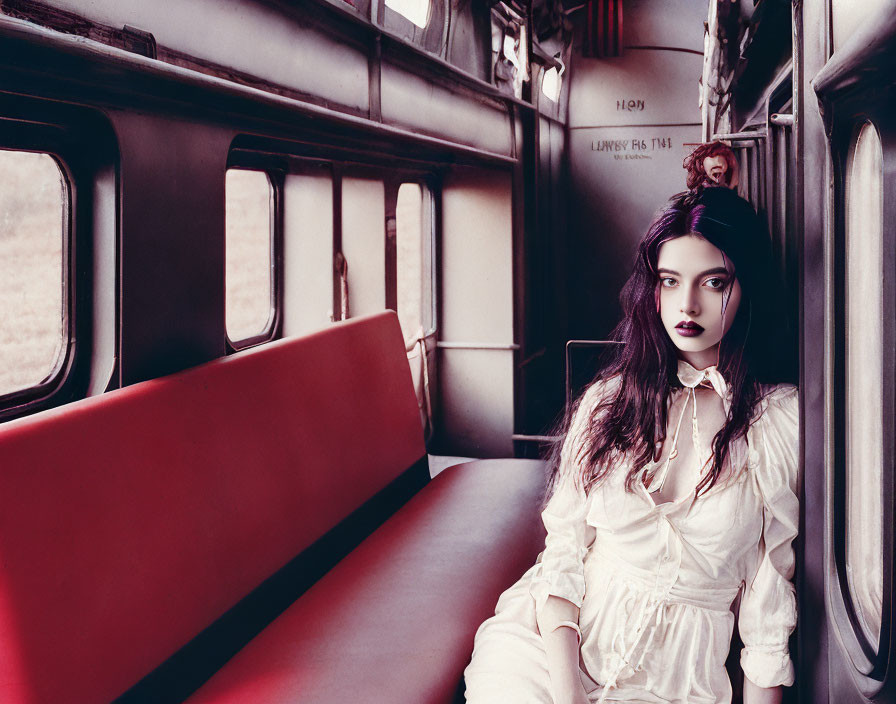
[551,674,590,704]
[536,595,589,704]
[541,624,588,704]
[543,647,589,704]
[743,677,783,704]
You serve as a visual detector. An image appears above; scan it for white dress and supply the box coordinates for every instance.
[464,361,799,704]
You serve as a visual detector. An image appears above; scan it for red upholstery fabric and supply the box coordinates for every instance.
[0,312,424,704]
[186,459,547,704]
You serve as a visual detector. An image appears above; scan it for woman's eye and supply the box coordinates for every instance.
[660,277,677,288]
[705,277,726,290]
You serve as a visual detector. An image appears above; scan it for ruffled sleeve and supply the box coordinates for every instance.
[529,381,605,616]
[739,385,800,688]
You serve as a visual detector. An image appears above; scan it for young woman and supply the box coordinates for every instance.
[464,186,799,704]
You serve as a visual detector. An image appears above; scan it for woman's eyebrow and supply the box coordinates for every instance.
[656,267,729,277]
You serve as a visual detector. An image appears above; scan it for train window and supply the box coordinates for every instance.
[341,177,386,318]
[282,171,333,336]
[385,0,429,28]
[445,1,492,81]
[225,168,275,346]
[395,182,434,341]
[843,121,884,648]
[0,149,67,399]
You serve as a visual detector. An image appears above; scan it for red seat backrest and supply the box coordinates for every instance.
[0,312,424,704]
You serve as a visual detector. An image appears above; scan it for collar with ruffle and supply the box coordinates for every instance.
[676,360,729,401]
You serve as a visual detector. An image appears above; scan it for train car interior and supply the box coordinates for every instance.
[0,0,893,701]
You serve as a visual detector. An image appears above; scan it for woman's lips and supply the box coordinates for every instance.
[675,321,704,337]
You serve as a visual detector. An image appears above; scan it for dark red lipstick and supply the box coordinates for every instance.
[675,320,704,337]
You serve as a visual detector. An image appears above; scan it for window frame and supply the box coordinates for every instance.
[385,174,438,341]
[223,156,285,352]
[384,0,431,29]
[0,113,97,421]
[829,108,895,690]
[842,119,885,649]
[381,0,446,53]
[229,137,440,345]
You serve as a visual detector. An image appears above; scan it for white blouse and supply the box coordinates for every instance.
[528,362,799,703]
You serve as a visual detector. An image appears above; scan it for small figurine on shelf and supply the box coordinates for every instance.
[683,141,739,191]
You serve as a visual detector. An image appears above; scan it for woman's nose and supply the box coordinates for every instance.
[680,286,699,316]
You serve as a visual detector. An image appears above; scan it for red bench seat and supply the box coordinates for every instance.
[0,311,547,703]
[185,459,546,704]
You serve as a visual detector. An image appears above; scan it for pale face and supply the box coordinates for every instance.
[657,235,742,369]
[702,154,728,185]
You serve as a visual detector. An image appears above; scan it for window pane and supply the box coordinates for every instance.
[341,178,385,319]
[396,183,423,341]
[226,169,273,342]
[0,150,65,396]
[845,121,884,648]
[420,186,434,334]
[282,172,333,336]
[396,183,433,341]
[385,0,429,28]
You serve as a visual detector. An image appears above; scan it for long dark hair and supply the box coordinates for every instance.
[558,188,795,498]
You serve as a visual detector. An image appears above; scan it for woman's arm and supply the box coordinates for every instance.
[530,382,613,703]
[743,677,782,704]
[739,388,799,693]
[535,595,589,704]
